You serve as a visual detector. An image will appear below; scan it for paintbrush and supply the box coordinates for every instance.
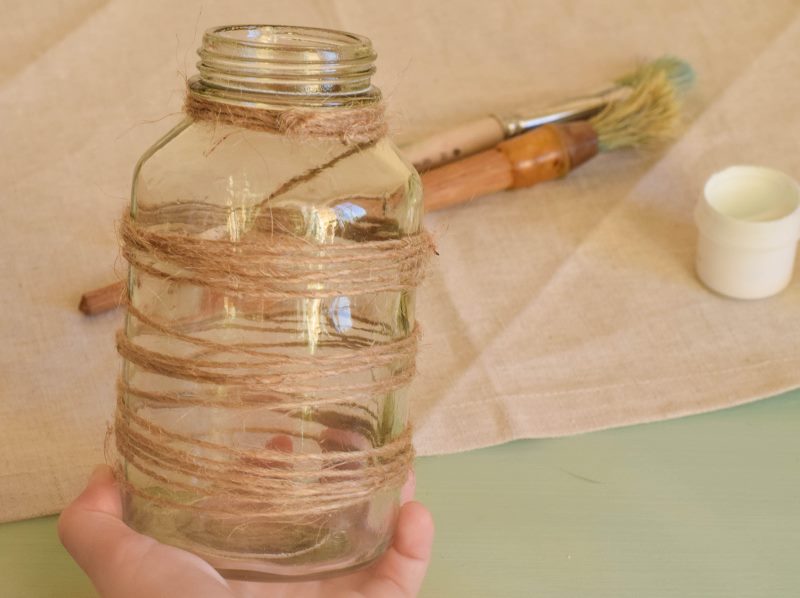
[422,67,682,211]
[403,56,693,171]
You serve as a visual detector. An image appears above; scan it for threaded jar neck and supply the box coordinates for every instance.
[188,25,381,109]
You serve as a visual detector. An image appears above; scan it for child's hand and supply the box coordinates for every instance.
[59,465,433,598]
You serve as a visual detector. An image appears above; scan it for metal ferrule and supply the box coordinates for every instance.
[493,85,633,137]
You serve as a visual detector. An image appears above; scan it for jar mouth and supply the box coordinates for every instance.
[192,25,380,109]
[204,25,376,63]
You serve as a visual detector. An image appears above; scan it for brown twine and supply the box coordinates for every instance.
[114,88,433,558]
[184,93,388,145]
[115,396,413,516]
[117,299,420,556]
[120,214,435,299]
[116,325,418,395]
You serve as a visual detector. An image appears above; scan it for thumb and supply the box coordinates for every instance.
[58,464,130,573]
[58,465,232,598]
[358,501,435,597]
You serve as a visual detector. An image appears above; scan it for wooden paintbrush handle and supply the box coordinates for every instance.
[401,116,506,172]
[421,121,598,211]
[498,121,597,187]
[421,147,514,212]
[78,280,125,315]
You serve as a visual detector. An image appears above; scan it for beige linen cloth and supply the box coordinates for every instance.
[1,0,799,523]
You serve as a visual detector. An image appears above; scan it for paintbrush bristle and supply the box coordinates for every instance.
[590,69,681,151]
[615,55,696,94]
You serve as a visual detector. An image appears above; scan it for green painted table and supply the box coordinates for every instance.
[2,390,799,597]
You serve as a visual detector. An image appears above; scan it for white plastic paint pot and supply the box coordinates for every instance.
[694,166,800,299]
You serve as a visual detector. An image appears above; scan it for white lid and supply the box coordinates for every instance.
[694,165,800,299]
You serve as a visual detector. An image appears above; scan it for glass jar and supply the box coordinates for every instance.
[117,25,423,581]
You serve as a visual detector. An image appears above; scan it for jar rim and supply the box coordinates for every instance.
[203,24,376,64]
[192,24,381,109]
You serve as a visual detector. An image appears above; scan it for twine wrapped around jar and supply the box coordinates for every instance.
[112,70,434,566]
[184,93,389,145]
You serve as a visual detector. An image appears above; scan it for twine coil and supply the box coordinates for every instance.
[114,95,432,559]
[120,214,434,300]
[184,93,388,145]
[114,395,415,519]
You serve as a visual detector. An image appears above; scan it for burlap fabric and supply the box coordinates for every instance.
[1,0,799,522]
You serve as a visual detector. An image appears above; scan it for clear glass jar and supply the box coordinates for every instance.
[118,25,422,581]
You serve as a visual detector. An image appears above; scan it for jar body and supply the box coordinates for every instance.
[120,117,422,579]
